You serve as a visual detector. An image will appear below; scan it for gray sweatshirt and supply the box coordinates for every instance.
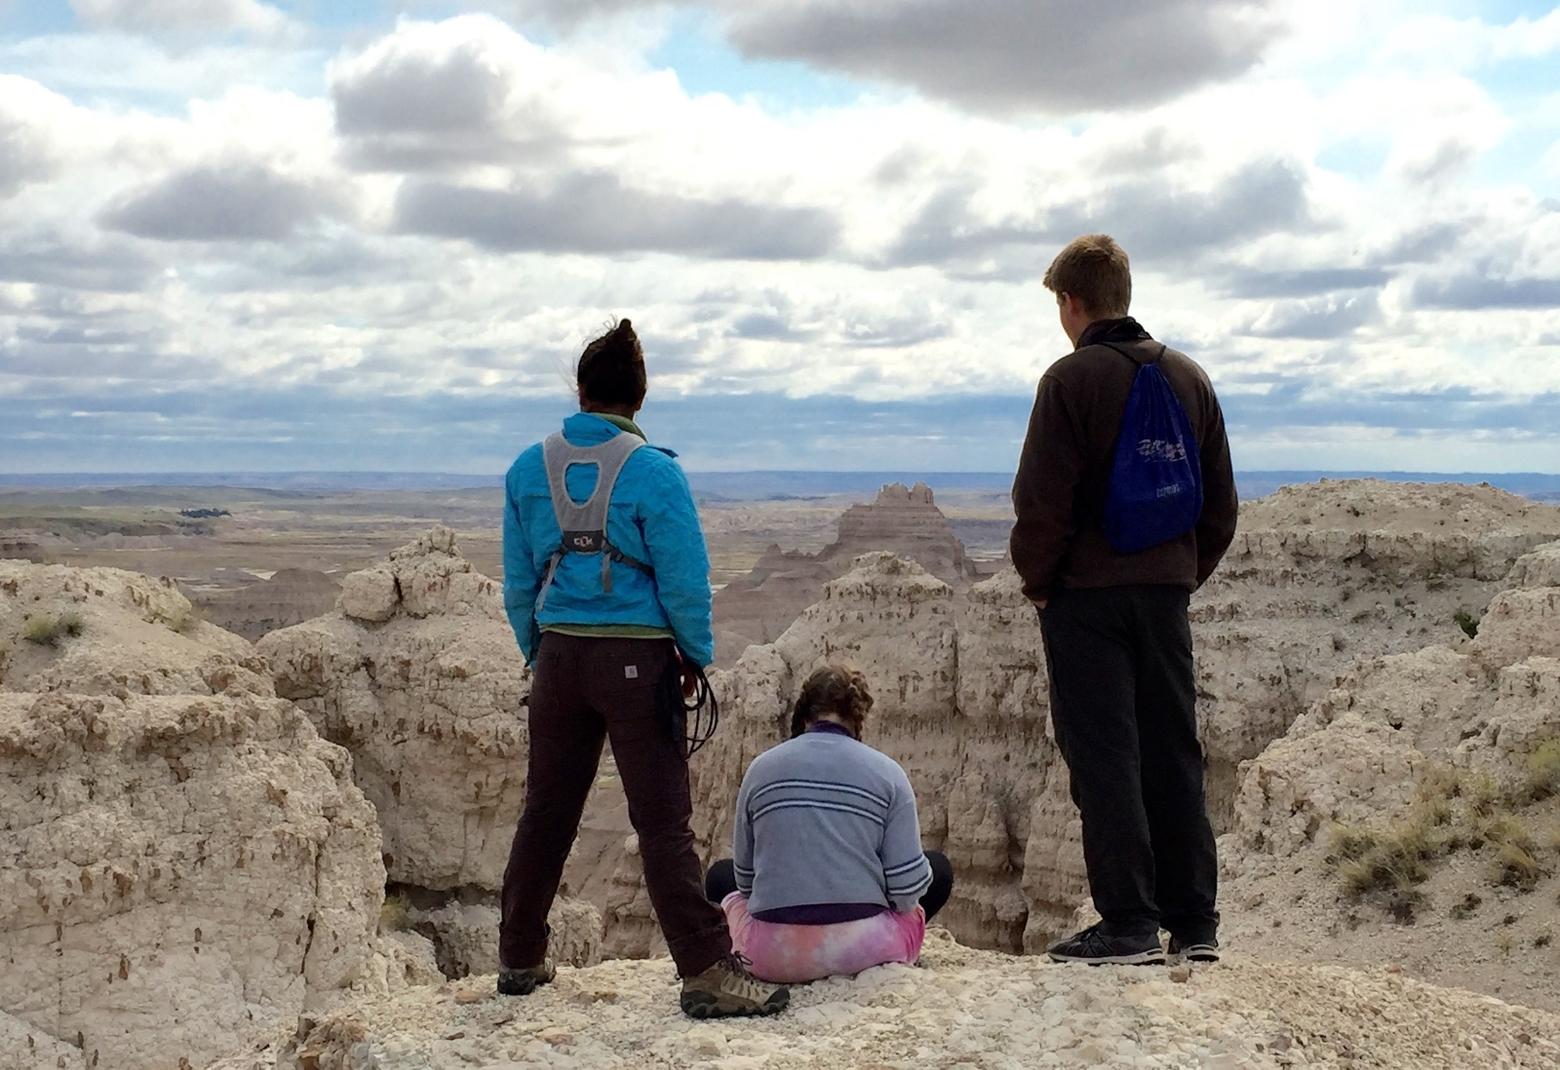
[732,730,933,915]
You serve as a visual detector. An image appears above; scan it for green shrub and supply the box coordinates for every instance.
[380,893,413,933]
[1453,610,1479,639]
[21,612,84,647]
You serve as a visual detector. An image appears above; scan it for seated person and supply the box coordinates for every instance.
[704,664,954,983]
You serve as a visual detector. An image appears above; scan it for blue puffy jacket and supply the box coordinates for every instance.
[502,412,715,667]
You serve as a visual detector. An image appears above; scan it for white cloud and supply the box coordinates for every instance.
[2,7,1557,472]
[69,0,294,38]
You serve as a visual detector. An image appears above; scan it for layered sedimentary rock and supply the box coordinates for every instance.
[712,483,972,664]
[0,560,418,1070]
[686,481,1560,956]
[194,568,342,642]
[258,528,529,894]
[1220,536,1560,1008]
[231,930,1560,1070]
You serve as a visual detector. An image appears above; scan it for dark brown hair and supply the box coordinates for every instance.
[789,664,874,740]
[1042,234,1132,318]
[577,318,646,410]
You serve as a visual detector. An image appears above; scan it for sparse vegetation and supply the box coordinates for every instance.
[1335,764,1557,921]
[165,605,202,635]
[380,893,413,933]
[1496,929,1516,956]
[1491,842,1544,890]
[1329,818,1437,921]
[1453,609,1479,639]
[22,611,84,647]
[1449,892,1482,920]
[1464,773,1500,819]
[1522,740,1560,803]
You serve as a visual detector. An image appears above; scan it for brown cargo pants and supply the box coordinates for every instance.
[498,633,730,977]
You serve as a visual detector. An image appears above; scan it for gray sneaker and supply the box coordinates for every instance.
[1047,924,1166,966]
[497,958,556,996]
[679,954,790,1019]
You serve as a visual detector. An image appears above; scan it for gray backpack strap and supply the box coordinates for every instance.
[535,431,652,609]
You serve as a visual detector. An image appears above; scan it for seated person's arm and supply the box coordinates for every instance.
[732,769,756,898]
[880,771,933,912]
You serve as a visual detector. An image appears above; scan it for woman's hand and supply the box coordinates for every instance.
[678,650,698,700]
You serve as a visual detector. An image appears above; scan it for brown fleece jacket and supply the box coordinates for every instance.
[1010,318,1238,604]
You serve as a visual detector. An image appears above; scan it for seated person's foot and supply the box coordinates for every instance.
[680,953,790,1018]
[1046,924,1165,966]
[1168,935,1220,963]
[497,958,556,996]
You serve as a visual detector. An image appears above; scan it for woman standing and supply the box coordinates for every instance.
[498,319,788,1019]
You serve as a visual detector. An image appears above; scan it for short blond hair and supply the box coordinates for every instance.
[1042,234,1131,318]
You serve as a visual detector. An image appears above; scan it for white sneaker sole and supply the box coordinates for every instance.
[1171,945,1221,964]
[1048,949,1166,966]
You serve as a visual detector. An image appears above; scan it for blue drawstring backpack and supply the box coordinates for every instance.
[1101,343,1203,554]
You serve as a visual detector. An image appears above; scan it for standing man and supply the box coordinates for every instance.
[500,318,789,1018]
[1011,235,1238,966]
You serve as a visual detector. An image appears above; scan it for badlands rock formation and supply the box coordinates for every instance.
[217,929,1560,1070]
[257,529,609,973]
[689,480,1560,958]
[711,482,973,665]
[1219,536,1560,1008]
[195,568,342,642]
[259,528,528,895]
[0,560,430,1070]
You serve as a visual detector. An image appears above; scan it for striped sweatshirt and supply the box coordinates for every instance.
[732,728,934,915]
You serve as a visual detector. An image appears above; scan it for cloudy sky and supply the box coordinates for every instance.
[1,1,1558,475]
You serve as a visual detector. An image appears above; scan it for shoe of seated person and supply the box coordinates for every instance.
[1046,924,1165,966]
[679,953,790,1018]
[1168,936,1220,963]
[497,958,557,996]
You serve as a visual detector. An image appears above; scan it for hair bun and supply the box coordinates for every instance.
[616,318,632,332]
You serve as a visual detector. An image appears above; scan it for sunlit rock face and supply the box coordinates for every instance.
[259,526,530,895]
[0,560,417,1070]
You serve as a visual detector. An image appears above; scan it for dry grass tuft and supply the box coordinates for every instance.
[1329,819,1438,921]
[22,611,84,647]
[1490,842,1544,891]
[1523,740,1560,803]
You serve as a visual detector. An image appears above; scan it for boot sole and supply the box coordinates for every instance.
[1170,948,1221,964]
[1048,950,1166,966]
[497,972,556,997]
[680,993,790,1019]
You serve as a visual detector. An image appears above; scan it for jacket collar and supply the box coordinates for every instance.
[1076,316,1152,350]
[562,411,677,457]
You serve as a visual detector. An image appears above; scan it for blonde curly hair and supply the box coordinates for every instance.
[789,664,874,740]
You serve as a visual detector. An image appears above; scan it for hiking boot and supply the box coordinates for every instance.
[1168,936,1220,964]
[496,959,556,996]
[679,953,790,1019]
[1047,924,1165,966]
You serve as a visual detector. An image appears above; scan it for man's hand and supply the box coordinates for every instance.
[1033,598,1048,621]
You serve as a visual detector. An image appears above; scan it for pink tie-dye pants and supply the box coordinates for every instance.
[719,892,926,984]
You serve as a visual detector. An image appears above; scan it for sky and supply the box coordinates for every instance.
[0,0,1558,475]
